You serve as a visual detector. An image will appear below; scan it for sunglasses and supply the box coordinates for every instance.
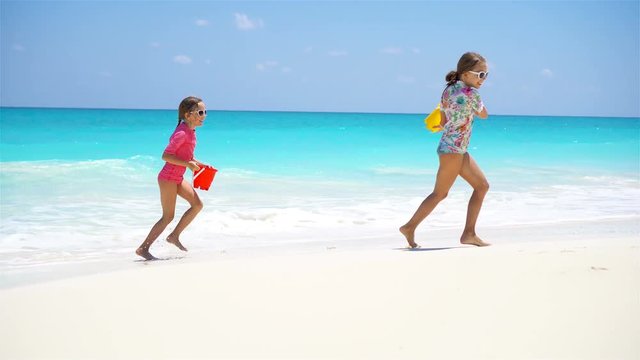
[468,71,489,80]
[190,110,207,116]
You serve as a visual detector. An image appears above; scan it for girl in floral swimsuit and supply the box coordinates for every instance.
[400,52,491,248]
[438,81,484,154]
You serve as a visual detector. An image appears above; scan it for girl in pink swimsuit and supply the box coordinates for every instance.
[400,52,491,249]
[136,96,208,260]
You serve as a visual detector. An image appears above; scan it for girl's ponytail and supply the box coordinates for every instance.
[445,70,459,85]
[447,52,486,86]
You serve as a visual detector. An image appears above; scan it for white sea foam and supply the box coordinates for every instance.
[1,158,639,274]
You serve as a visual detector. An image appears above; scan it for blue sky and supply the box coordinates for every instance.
[1,0,639,117]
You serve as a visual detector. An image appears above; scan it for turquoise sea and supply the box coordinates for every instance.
[1,107,639,281]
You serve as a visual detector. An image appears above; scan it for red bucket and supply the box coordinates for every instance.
[193,166,217,191]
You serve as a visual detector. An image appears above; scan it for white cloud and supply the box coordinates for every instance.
[541,68,553,78]
[382,47,403,55]
[195,19,209,27]
[304,46,313,53]
[150,42,161,48]
[256,61,279,71]
[235,13,263,30]
[13,44,25,51]
[411,47,421,54]
[328,50,348,57]
[173,55,192,65]
[256,61,291,73]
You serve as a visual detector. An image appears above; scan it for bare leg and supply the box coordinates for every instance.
[458,153,490,247]
[400,154,464,248]
[136,180,178,260]
[166,179,203,251]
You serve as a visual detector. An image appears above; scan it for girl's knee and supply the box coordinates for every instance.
[161,214,175,224]
[477,180,490,194]
[430,191,448,202]
[192,200,204,212]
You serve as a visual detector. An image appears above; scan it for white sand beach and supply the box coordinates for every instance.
[1,233,639,360]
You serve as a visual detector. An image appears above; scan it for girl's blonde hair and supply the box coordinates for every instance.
[446,52,486,85]
[177,96,203,126]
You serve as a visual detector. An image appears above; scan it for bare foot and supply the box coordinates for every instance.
[460,234,490,247]
[136,247,158,261]
[167,235,188,251]
[399,225,420,249]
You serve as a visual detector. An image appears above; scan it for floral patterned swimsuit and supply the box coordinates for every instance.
[437,81,484,154]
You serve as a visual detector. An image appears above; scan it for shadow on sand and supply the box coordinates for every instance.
[393,246,459,252]
[133,256,186,263]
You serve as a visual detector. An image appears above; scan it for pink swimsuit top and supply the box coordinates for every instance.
[157,122,197,183]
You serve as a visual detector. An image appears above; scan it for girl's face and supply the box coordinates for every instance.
[461,62,488,89]
[185,102,207,128]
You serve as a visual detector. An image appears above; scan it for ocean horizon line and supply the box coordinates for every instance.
[1,106,638,120]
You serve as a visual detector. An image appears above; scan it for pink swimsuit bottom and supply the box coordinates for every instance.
[158,164,187,184]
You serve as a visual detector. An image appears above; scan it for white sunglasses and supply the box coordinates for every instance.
[468,71,489,79]
[190,110,207,116]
